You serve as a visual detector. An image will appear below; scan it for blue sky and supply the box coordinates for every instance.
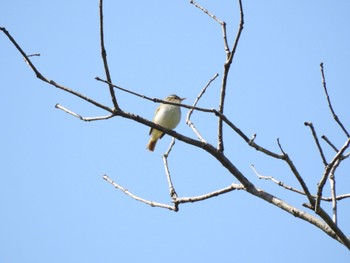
[1,0,350,262]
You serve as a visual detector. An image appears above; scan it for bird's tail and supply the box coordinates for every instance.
[147,138,157,152]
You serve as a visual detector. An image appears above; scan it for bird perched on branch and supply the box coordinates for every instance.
[147,94,185,152]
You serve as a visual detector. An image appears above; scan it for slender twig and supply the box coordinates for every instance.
[322,135,339,152]
[0,27,42,78]
[187,73,219,120]
[177,183,245,203]
[163,138,179,211]
[99,0,119,110]
[324,193,350,201]
[186,73,219,142]
[27,53,40,57]
[103,175,176,211]
[189,0,230,54]
[186,118,206,143]
[304,122,328,166]
[329,160,339,224]
[246,134,283,159]
[320,63,349,137]
[190,0,223,24]
[251,165,307,195]
[55,104,114,121]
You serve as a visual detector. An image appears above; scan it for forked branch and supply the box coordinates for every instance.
[190,0,244,152]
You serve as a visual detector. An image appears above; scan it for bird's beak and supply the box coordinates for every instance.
[180,98,186,102]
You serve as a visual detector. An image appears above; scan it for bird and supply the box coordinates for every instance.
[147,94,185,152]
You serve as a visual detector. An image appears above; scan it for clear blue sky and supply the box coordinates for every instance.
[1,1,350,262]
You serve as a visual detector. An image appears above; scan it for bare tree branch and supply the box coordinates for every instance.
[329,160,338,224]
[249,185,349,246]
[252,164,350,202]
[27,53,40,57]
[322,135,350,160]
[189,0,230,54]
[55,103,114,121]
[251,164,308,196]
[99,0,119,110]
[2,1,350,251]
[304,122,328,166]
[162,138,179,207]
[190,0,244,152]
[322,135,340,152]
[324,193,350,201]
[217,0,244,152]
[0,27,114,114]
[186,73,219,142]
[315,137,350,212]
[103,175,176,211]
[176,183,245,203]
[96,76,217,114]
[320,62,349,137]
[276,138,315,205]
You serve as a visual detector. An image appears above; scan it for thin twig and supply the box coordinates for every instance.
[251,165,307,195]
[99,0,119,110]
[190,0,223,23]
[324,193,350,201]
[103,175,176,211]
[320,63,349,137]
[304,122,328,166]
[27,53,40,57]
[246,134,283,159]
[329,160,339,224]
[321,135,339,152]
[162,138,179,211]
[187,73,219,120]
[55,104,114,121]
[189,0,230,54]
[177,183,245,203]
[186,119,206,142]
[186,73,219,142]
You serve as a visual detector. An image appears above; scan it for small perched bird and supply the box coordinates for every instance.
[147,94,185,152]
